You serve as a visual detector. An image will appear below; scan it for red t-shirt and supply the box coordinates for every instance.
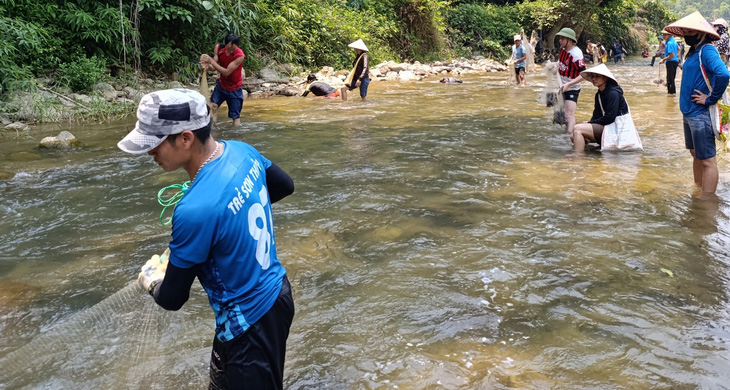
[217,47,245,91]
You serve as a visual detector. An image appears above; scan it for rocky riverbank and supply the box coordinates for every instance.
[1,56,508,139]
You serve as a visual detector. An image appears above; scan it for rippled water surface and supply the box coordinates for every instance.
[2,58,730,389]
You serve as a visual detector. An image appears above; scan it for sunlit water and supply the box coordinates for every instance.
[2,57,730,389]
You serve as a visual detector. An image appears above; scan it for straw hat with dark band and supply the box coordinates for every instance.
[663,11,721,41]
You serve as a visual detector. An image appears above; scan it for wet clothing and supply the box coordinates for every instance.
[588,83,629,126]
[209,276,294,390]
[211,47,245,118]
[558,46,586,91]
[216,47,245,91]
[303,82,336,97]
[151,139,295,388]
[679,43,729,117]
[211,83,244,119]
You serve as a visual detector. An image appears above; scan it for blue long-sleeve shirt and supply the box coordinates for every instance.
[680,43,730,117]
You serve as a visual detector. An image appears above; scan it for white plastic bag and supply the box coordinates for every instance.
[601,110,643,151]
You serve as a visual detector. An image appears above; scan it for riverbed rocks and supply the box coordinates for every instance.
[3,56,509,126]
[244,56,508,97]
[39,131,79,149]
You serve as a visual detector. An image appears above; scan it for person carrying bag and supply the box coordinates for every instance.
[569,64,643,152]
[664,11,730,194]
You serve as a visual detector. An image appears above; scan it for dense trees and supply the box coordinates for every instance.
[0,0,677,96]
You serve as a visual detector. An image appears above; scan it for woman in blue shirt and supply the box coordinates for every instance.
[665,11,730,195]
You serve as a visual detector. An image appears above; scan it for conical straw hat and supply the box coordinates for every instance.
[580,64,617,83]
[664,11,720,41]
[348,39,369,52]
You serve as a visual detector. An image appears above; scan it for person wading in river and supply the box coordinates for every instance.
[117,88,296,389]
[664,11,730,195]
[341,39,370,101]
[556,27,587,136]
[201,34,245,127]
[659,30,680,94]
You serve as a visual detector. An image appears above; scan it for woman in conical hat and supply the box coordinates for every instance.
[664,11,729,194]
[570,64,629,151]
[340,39,370,101]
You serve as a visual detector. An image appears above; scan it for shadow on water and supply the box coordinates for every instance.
[2,58,730,388]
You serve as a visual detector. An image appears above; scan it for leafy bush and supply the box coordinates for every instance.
[58,56,107,93]
[447,3,520,57]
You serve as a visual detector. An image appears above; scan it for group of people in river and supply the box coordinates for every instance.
[114,10,730,390]
[552,12,729,198]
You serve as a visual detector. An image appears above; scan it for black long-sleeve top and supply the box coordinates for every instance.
[589,83,629,126]
[348,52,369,89]
[151,162,294,310]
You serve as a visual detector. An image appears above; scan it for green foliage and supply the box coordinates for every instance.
[58,56,107,93]
[448,3,520,57]
[0,0,679,105]
[660,0,729,21]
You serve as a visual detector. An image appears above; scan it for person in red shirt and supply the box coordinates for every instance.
[201,34,245,127]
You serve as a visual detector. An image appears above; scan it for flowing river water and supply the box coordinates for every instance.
[1,58,730,389]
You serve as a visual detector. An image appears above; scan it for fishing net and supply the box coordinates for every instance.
[653,63,666,85]
[523,41,535,73]
[538,61,567,125]
[0,281,212,388]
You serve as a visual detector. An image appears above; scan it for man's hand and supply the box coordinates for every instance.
[138,248,170,293]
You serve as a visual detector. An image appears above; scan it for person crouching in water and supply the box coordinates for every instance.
[341,39,370,101]
[302,74,340,98]
[570,64,628,151]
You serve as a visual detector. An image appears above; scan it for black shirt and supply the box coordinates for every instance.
[303,82,336,97]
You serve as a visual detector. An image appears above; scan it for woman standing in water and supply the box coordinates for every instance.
[341,39,370,101]
[665,11,729,195]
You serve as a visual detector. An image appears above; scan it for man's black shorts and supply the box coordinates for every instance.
[209,276,295,390]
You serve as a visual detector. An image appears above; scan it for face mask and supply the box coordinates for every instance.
[684,34,700,46]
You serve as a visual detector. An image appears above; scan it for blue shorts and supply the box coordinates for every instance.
[210,82,244,119]
[683,111,716,160]
[350,77,370,98]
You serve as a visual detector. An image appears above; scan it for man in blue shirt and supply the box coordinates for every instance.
[118,88,296,389]
[659,30,680,94]
[512,34,527,86]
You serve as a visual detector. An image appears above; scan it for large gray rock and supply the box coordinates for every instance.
[39,131,79,149]
[276,86,302,96]
[93,82,115,92]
